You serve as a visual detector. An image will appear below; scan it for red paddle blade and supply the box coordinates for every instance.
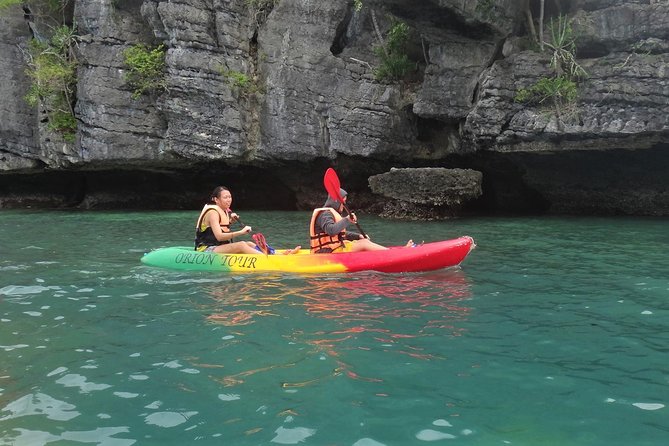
[324,168,343,202]
[323,168,367,238]
[252,233,269,255]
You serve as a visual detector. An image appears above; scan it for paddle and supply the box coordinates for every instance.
[323,168,368,239]
[230,213,270,255]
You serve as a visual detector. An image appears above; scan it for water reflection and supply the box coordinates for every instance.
[200,269,473,387]
[202,276,293,326]
[293,270,472,385]
[300,270,472,327]
[203,270,471,327]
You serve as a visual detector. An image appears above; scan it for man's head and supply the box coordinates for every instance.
[324,188,347,212]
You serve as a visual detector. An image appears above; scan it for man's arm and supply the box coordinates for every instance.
[318,212,350,236]
[344,230,362,241]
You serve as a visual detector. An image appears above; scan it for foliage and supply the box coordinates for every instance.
[226,70,251,90]
[219,68,262,96]
[374,51,413,82]
[0,0,22,10]
[386,20,410,54]
[122,44,167,99]
[47,110,77,141]
[24,25,78,141]
[515,75,578,105]
[545,14,587,79]
[373,20,414,82]
[516,14,586,124]
[2,1,78,140]
[353,0,363,12]
[222,69,250,90]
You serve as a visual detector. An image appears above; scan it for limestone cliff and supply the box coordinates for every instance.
[0,0,667,215]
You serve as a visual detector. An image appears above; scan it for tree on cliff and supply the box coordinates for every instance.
[24,24,78,140]
[2,0,78,141]
[515,1,587,130]
[353,0,415,82]
[122,44,167,100]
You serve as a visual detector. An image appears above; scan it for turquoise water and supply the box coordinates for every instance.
[1,210,667,445]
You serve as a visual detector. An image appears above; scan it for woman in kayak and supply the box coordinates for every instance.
[309,188,412,253]
[195,186,300,254]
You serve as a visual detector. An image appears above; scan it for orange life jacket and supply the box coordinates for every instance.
[309,207,345,253]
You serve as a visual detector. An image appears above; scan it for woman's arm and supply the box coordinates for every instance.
[209,211,250,241]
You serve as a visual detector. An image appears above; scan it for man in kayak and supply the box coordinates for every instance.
[309,188,412,253]
[196,186,300,254]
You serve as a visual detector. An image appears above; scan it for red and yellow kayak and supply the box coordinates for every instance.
[141,236,475,273]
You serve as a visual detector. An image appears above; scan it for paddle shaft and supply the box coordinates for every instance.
[229,214,253,236]
[323,168,367,238]
[230,214,270,254]
[339,202,367,239]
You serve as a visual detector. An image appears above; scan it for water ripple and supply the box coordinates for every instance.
[1,393,80,421]
[55,374,112,393]
[144,411,197,428]
[0,285,59,296]
[271,426,317,444]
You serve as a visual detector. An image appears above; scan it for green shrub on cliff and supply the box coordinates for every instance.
[24,24,78,142]
[374,20,414,82]
[1,1,78,141]
[516,14,586,125]
[545,14,587,79]
[219,68,263,96]
[350,2,415,83]
[122,44,167,99]
[515,75,577,105]
[222,69,251,90]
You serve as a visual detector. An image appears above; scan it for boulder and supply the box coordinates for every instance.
[368,167,482,219]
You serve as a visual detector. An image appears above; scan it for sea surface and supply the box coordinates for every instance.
[0,210,667,445]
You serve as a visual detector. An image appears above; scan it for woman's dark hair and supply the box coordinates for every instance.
[209,186,230,203]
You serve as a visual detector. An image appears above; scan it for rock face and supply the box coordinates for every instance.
[369,167,483,219]
[0,6,39,170]
[74,0,167,164]
[0,0,668,216]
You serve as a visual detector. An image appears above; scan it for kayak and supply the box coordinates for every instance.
[140,236,475,274]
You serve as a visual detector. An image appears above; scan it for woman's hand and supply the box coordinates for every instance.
[348,212,357,224]
[239,225,252,234]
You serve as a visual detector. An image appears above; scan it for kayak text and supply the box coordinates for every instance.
[220,254,258,269]
[173,252,258,269]
[175,252,216,266]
